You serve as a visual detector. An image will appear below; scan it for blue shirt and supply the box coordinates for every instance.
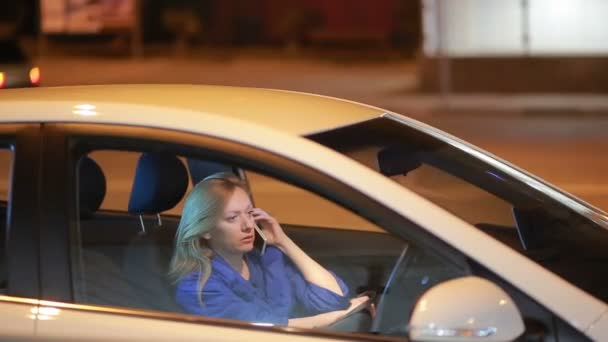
[175,246,350,325]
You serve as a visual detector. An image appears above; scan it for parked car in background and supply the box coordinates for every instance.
[0,85,606,341]
[0,39,40,89]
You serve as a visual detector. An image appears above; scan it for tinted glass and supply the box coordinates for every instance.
[0,40,26,64]
[70,146,466,338]
[310,117,608,302]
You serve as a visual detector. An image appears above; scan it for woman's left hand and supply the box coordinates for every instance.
[251,208,289,248]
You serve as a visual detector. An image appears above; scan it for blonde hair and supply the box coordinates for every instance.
[168,172,247,304]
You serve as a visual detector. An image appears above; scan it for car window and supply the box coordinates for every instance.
[85,150,192,215]
[0,40,27,64]
[0,147,12,293]
[247,171,384,232]
[309,117,608,304]
[392,164,515,227]
[69,145,468,338]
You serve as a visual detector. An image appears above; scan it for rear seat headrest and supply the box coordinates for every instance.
[187,159,235,185]
[128,153,188,215]
[79,156,106,219]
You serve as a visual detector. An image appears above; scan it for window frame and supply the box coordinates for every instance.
[0,124,42,301]
[39,122,469,316]
[65,123,469,267]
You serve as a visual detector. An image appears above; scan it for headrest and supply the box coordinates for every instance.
[79,156,106,219]
[128,153,188,215]
[187,158,234,186]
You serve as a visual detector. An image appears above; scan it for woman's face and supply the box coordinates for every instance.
[207,187,256,256]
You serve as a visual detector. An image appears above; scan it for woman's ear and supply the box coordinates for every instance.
[202,232,211,240]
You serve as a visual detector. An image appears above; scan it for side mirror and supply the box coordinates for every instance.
[409,276,524,342]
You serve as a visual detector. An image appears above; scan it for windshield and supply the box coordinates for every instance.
[308,115,608,303]
[0,40,27,64]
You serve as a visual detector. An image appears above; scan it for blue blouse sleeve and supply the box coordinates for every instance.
[175,272,289,325]
[284,258,351,315]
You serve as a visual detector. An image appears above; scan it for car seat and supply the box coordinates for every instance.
[77,156,144,308]
[122,152,189,312]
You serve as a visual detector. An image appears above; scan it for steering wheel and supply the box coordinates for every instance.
[370,243,412,333]
[328,243,412,334]
[325,291,375,332]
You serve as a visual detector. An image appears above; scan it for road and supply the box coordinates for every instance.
[33,54,608,211]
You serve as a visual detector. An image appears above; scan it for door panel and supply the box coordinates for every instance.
[0,299,36,339]
[35,305,374,342]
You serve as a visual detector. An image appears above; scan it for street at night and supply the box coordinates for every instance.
[2,1,608,340]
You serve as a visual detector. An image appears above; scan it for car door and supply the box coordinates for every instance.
[30,122,442,341]
[0,123,43,340]
[35,122,417,341]
[34,122,593,341]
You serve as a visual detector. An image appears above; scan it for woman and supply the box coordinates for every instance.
[169,172,368,328]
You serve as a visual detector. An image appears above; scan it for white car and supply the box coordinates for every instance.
[0,39,40,89]
[0,85,606,341]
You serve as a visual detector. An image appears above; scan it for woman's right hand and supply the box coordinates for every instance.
[251,208,289,248]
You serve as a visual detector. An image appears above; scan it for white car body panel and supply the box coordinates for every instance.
[0,297,35,339]
[0,297,355,342]
[34,302,351,342]
[587,309,608,341]
[0,86,606,339]
[0,85,382,136]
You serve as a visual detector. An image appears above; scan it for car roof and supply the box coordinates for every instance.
[0,84,384,135]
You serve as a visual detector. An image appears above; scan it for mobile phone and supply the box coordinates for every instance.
[253,223,267,256]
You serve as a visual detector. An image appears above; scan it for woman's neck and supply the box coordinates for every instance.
[215,250,245,274]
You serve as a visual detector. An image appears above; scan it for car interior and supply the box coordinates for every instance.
[73,149,468,336]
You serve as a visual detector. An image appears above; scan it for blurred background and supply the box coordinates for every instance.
[1,0,608,210]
